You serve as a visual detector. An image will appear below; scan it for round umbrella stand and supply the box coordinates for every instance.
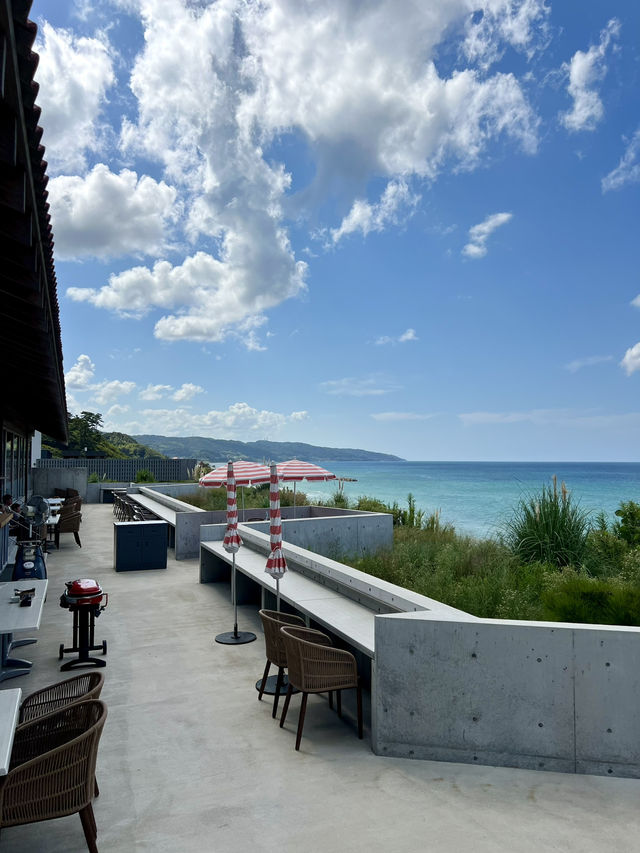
[216,630,257,645]
[254,673,298,695]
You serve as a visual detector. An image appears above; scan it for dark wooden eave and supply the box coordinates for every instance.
[0,0,67,440]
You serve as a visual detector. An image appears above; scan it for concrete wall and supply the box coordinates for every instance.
[200,510,393,559]
[31,466,88,500]
[372,612,640,779]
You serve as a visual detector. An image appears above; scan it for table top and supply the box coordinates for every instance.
[0,580,48,633]
[0,688,21,774]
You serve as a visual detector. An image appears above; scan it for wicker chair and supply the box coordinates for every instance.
[0,699,107,852]
[258,610,307,718]
[55,498,82,548]
[19,672,105,723]
[279,626,363,751]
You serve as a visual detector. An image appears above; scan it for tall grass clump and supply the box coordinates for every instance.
[502,476,591,568]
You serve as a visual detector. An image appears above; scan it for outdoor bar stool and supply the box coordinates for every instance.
[279,625,363,751]
[258,609,306,719]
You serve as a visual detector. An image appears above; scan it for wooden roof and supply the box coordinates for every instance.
[0,0,67,440]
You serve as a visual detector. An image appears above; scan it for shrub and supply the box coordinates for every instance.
[583,511,628,577]
[88,472,99,483]
[541,571,640,626]
[502,476,591,568]
[614,500,640,548]
[135,469,155,483]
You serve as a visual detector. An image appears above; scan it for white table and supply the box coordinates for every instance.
[0,688,21,774]
[0,580,48,682]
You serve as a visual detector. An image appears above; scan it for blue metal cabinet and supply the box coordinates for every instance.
[113,520,168,571]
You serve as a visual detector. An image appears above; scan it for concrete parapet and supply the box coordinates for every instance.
[373,612,640,778]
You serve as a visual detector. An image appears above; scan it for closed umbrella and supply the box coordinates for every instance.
[200,460,271,521]
[265,463,287,610]
[276,459,337,517]
[214,462,256,645]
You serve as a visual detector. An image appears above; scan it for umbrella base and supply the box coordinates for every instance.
[255,673,299,696]
[215,630,257,645]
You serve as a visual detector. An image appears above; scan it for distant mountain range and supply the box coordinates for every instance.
[133,435,403,463]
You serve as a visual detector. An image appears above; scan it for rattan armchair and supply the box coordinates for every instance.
[279,625,363,750]
[258,609,307,718]
[0,699,107,852]
[55,498,82,548]
[19,672,105,723]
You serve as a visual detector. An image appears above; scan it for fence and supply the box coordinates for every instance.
[35,457,198,482]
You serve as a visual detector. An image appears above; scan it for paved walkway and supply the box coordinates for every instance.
[2,504,639,852]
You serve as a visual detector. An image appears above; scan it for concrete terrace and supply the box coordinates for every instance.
[2,504,640,853]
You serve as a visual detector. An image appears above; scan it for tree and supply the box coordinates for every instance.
[67,412,104,452]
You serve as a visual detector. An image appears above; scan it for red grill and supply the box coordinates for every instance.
[59,578,108,670]
[61,578,106,608]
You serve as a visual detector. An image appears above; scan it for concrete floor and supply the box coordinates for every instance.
[2,504,640,852]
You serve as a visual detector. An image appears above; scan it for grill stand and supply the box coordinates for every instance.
[59,605,107,670]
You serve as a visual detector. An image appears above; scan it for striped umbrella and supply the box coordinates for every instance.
[275,459,337,517]
[265,463,287,610]
[200,460,271,521]
[214,462,256,645]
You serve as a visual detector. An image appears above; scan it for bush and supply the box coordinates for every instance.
[583,511,628,577]
[88,472,99,483]
[542,571,640,625]
[135,469,155,483]
[502,477,591,568]
[614,500,640,548]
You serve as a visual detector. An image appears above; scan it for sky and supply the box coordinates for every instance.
[30,0,640,461]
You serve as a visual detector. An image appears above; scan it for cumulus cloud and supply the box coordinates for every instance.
[172,383,204,402]
[139,384,173,401]
[35,22,115,173]
[463,212,512,258]
[560,19,620,133]
[330,181,420,244]
[91,380,136,405]
[65,354,95,389]
[62,0,542,342]
[320,376,398,396]
[371,412,433,421]
[375,329,418,346]
[602,128,640,192]
[621,344,640,377]
[565,355,613,373]
[105,402,309,437]
[49,165,178,259]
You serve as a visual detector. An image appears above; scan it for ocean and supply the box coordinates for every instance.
[302,461,640,538]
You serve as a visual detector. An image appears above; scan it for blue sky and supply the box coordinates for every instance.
[32,0,640,461]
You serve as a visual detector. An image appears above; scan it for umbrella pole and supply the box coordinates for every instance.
[215,552,256,645]
[293,482,296,519]
[276,578,280,613]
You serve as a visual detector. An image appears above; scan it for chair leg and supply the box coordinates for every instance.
[272,667,284,719]
[94,777,100,798]
[328,691,333,710]
[295,693,308,751]
[79,804,98,853]
[356,682,363,739]
[280,684,293,728]
[74,531,82,547]
[258,660,271,701]
[336,690,342,718]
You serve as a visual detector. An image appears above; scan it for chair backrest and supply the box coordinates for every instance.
[1,700,107,827]
[279,626,338,690]
[259,609,306,667]
[19,672,105,724]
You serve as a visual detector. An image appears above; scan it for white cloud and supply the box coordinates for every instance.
[139,384,173,401]
[560,18,620,133]
[463,212,512,258]
[63,0,542,342]
[106,402,309,437]
[602,128,640,192]
[375,329,418,346]
[621,343,640,376]
[172,383,204,402]
[371,412,433,421]
[463,0,550,69]
[459,407,640,429]
[65,354,95,389]
[49,165,178,260]
[565,355,613,373]
[35,22,115,173]
[320,376,398,396]
[91,380,136,406]
[330,181,420,244]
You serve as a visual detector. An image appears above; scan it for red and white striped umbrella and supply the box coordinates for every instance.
[222,462,241,555]
[199,460,271,487]
[265,463,287,582]
[275,460,337,483]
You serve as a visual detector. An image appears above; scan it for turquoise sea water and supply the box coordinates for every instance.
[303,461,640,538]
